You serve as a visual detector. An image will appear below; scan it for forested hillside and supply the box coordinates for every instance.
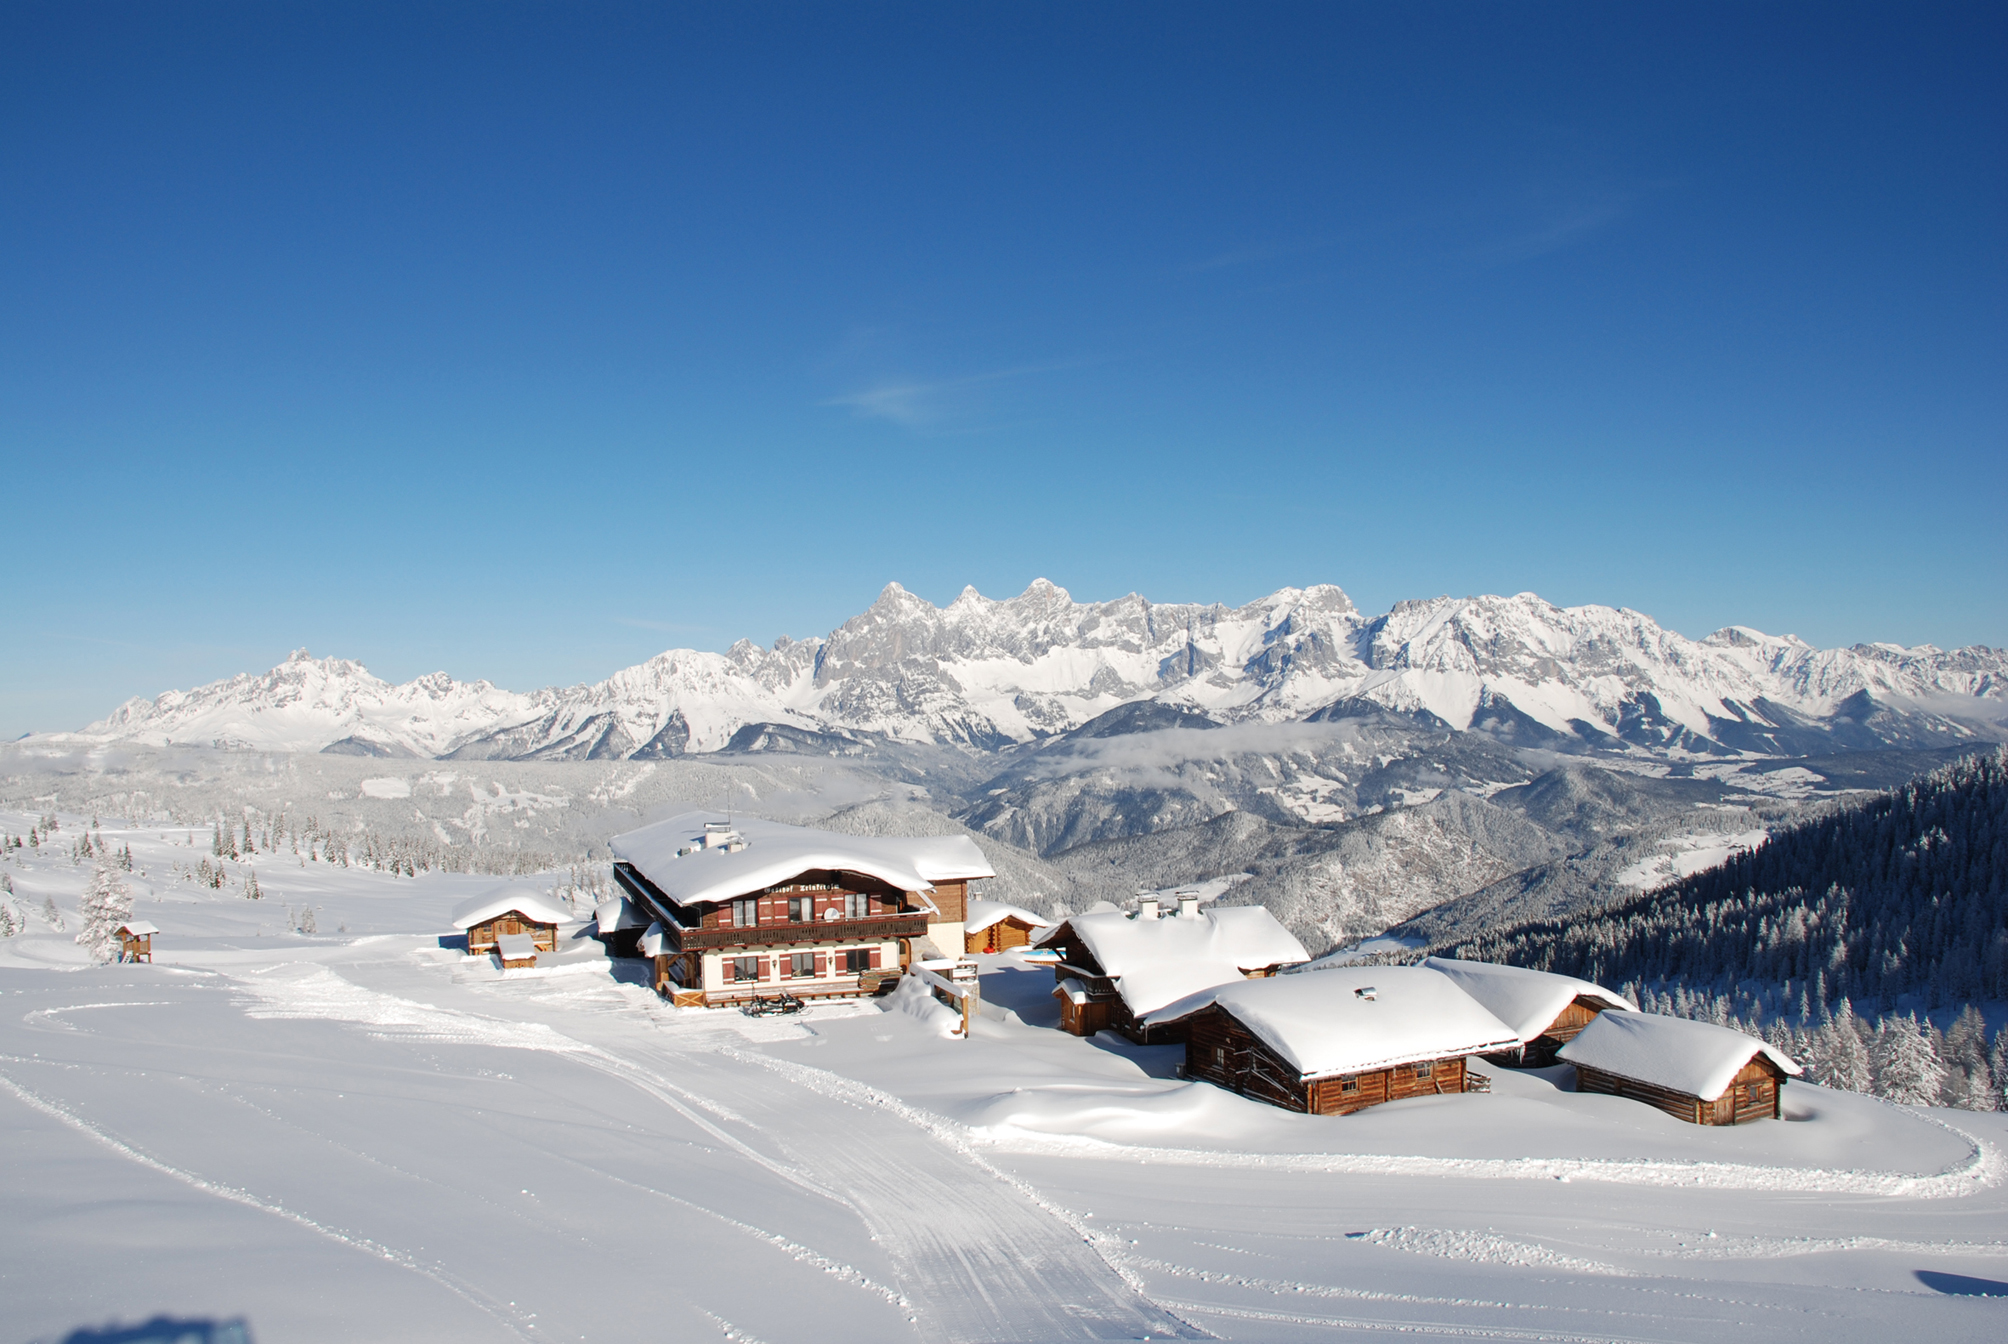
[1437,748,2008,1107]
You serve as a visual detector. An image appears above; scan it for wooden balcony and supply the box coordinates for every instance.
[663,913,930,952]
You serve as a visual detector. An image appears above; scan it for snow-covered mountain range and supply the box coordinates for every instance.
[71,580,2007,760]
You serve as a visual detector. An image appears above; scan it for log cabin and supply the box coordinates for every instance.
[1145,964,1522,1116]
[115,920,158,964]
[609,812,995,1007]
[964,899,1055,954]
[452,888,576,956]
[1419,956,1636,1066]
[1557,1011,1801,1125]
[495,932,540,969]
[1038,896,1309,1042]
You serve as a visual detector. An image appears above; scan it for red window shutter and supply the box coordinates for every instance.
[868,947,880,969]
[759,957,772,981]
[814,952,826,976]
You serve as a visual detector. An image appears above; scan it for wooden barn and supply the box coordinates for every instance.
[1420,956,1636,1067]
[607,811,994,1007]
[1146,964,1521,1116]
[1558,1011,1801,1125]
[451,888,576,957]
[964,899,1055,954]
[115,919,158,964]
[1040,896,1309,1042]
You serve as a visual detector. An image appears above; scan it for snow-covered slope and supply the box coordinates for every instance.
[70,581,2008,760]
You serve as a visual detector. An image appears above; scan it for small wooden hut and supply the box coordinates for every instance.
[1041,901,1309,1042]
[964,899,1056,954]
[1557,1012,1801,1125]
[1419,956,1636,1067]
[495,932,539,969]
[116,920,158,964]
[451,887,576,957]
[1146,965,1521,1116]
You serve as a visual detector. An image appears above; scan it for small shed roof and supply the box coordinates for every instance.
[1557,1012,1802,1101]
[495,932,539,962]
[1049,906,1309,1017]
[450,887,576,930]
[1416,956,1635,1042]
[116,920,160,936]
[1148,964,1521,1080]
[638,921,672,958]
[965,898,1056,935]
[594,895,649,934]
[610,811,994,909]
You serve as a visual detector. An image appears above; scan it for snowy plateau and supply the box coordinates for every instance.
[5,582,2008,1341]
[3,815,2007,1343]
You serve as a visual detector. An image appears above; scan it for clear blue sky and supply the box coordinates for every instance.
[4,3,2003,736]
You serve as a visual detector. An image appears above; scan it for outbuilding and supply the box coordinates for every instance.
[1419,956,1635,1066]
[1039,897,1309,1041]
[964,899,1055,954]
[1557,1012,1801,1125]
[451,887,576,957]
[1146,964,1521,1115]
[116,920,158,964]
[495,932,540,969]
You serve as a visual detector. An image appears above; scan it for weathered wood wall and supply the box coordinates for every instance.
[467,916,558,954]
[1573,1057,1784,1125]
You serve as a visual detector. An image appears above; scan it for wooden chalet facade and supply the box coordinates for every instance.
[451,888,576,958]
[115,920,157,964]
[1557,1011,1801,1126]
[964,900,1054,955]
[609,813,994,1008]
[1146,965,1522,1117]
[1419,957,1636,1068]
[1041,900,1309,1043]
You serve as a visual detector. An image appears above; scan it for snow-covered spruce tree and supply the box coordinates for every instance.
[1808,1002,1873,1093]
[244,870,262,901]
[1871,1014,1948,1105]
[1940,1006,1999,1111]
[42,897,62,930]
[74,862,133,964]
[0,903,15,937]
[1990,1030,2008,1112]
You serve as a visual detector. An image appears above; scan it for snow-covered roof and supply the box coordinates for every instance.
[1054,907,1310,1017]
[450,887,576,930]
[595,895,648,934]
[117,920,160,936]
[965,898,1055,935]
[1557,1012,1801,1101]
[611,811,994,909]
[638,922,672,958]
[1415,957,1635,1042]
[495,932,538,962]
[1147,964,1522,1080]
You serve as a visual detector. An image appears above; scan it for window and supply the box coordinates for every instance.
[731,956,760,983]
[1414,1061,1434,1079]
[790,952,817,978]
[731,899,758,928]
[844,892,871,919]
[1213,1046,1227,1067]
[843,948,872,974]
[1339,1077,1358,1094]
[788,896,813,923]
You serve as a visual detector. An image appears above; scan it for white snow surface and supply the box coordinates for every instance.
[963,898,1056,935]
[1412,956,1636,1041]
[56,580,2008,757]
[447,885,577,930]
[611,810,995,906]
[4,807,2006,1344]
[1148,964,1523,1078]
[1054,906,1310,1016]
[1559,1010,1804,1101]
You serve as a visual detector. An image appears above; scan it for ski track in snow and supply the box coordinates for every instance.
[0,1069,537,1341]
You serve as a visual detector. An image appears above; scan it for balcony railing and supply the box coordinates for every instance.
[664,913,930,952]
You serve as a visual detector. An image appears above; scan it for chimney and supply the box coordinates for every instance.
[1176,890,1200,919]
[1137,897,1160,921]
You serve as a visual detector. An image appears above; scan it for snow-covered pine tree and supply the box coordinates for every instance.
[244,870,262,901]
[1990,1030,2008,1113]
[0,903,15,937]
[1872,1014,1948,1105]
[74,862,133,963]
[1940,1006,1998,1110]
[1812,1010,1873,1093]
[119,843,133,872]
[212,821,224,857]
[42,896,62,930]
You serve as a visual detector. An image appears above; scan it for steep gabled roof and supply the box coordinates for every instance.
[1148,964,1521,1079]
[611,811,994,909]
[965,898,1056,935]
[1416,956,1635,1042]
[450,887,576,930]
[1558,1012,1801,1101]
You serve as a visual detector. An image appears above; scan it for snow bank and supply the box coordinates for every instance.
[1414,956,1634,1041]
[1150,964,1520,1078]
[1558,1011,1801,1101]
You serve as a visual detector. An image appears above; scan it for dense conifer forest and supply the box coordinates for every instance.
[1437,748,2008,1107]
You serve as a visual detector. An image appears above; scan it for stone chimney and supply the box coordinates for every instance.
[1176,891,1200,919]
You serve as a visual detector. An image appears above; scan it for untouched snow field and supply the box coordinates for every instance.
[4,812,2006,1342]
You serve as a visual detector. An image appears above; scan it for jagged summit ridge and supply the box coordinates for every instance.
[70,580,2006,759]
